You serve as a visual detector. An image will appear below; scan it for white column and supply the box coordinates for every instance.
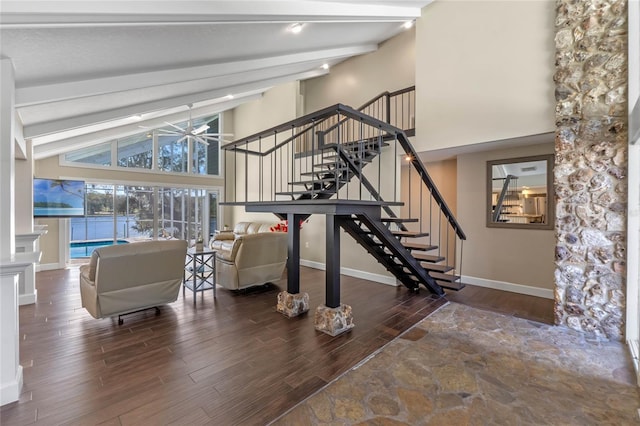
[0,268,23,406]
[0,58,23,406]
[15,139,39,305]
[0,59,16,261]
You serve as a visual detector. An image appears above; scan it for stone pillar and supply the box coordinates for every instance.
[554,0,628,339]
[276,291,309,317]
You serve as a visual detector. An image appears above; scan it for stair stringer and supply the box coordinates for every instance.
[339,214,445,297]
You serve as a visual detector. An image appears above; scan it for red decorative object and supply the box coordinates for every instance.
[270,219,306,232]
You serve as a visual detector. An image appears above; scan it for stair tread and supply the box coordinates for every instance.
[380,218,419,223]
[420,263,454,273]
[275,189,335,196]
[393,231,429,238]
[300,169,347,176]
[402,242,438,251]
[438,280,466,291]
[412,253,445,263]
[429,271,460,282]
[288,178,341,186]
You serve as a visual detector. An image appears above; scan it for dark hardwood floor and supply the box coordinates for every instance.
[0,266,553,425]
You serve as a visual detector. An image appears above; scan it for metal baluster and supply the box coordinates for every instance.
[377,127,382,201]
[458,239,464,280]
[311,120,316,197]
[287,128,290,196]
[446,221,450,268]
[259,137,263,202]
[245,142,248,203]
[393,134,398,201]
[359,120,364,200]
[419,170,423,234]
[429,191,433,246]
[408,154,412,220]
[336,111,341,200]
[438,210,442,257]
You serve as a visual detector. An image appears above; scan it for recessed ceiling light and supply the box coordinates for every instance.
[403,20,414,29]
[289,23,303,34]
[225,94,234,99]
[321,63,329,70]
[129,114,143,121]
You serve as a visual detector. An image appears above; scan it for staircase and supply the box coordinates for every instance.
[222,87,466,295]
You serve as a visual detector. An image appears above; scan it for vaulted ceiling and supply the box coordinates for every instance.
[1,1,431,160]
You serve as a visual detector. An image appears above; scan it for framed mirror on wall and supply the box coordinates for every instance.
[487,154,554,230]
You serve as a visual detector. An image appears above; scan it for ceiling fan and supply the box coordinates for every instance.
[155,103,233,146]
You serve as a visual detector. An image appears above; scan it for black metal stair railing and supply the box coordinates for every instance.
[222,89,466,292]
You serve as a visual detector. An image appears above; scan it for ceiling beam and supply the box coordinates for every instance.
[1,1,425,27]
[33,94,261,160]
[24,68,328,139]
[16,44,376,106]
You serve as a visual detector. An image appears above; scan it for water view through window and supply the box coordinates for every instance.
[71,183,218,258]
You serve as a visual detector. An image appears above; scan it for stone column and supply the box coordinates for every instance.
[554,0,628,339]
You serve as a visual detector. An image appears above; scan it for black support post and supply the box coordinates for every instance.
[325,215,341,308]
[287,213,302,294]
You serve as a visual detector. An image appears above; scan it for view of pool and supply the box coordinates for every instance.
[70,240,129,258]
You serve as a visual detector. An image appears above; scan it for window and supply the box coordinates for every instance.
[117,133,153,169]
[70,182,219,258]
[61,114,222,176]
[64,142,112,166]
[158,135,188,173]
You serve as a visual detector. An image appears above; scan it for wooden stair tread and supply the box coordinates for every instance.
[392,231,429,238]
[380,218,419,223]
[438,280,466,291]
[420,263,454,273]
[402,242,438,251]
[288,178,340,186]
[275,189,335,196]
[412,253,445,263]
[300,169,347,176]
[313,162,344,169]
[429,271,460,282]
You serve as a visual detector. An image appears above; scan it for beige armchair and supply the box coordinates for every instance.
[79,239,188,322]
[210,222,287,290]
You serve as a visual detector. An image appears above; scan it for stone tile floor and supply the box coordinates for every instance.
[272,302,640,425]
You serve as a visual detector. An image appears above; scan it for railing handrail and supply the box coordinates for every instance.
[396,132,467,241]
[224,86,416,151]
[358,85,415,111]
[222,103,343,150]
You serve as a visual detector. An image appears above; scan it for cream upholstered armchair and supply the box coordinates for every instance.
[209,222,287,290]
[79,239,187,322]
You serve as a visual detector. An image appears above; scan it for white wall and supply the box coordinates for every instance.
[303,27,415,113]
[415,0,556,152]
[14,141,33,234]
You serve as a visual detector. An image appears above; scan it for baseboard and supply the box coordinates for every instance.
[300,259,398,287]
[19,290,37,306]
[461,275,554,300]
[37,263,62,272]
[628,339,640,386]
[0,365,23,406]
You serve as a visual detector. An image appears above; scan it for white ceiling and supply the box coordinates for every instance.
[0,1,432,160]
